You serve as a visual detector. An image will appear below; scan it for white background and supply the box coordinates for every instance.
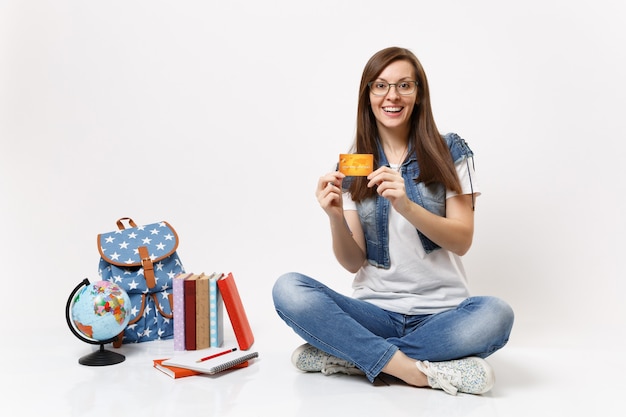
[1,0,625,353]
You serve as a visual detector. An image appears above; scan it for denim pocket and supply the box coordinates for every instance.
[418,182,446,216]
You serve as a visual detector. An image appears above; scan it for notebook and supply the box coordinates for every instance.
[153,358,250,379]
[161,346,258,375]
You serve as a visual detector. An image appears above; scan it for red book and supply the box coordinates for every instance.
[217,272,254,350]
[184,274,201,350]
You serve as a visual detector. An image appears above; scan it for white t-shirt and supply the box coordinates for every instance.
[343,158,480,315]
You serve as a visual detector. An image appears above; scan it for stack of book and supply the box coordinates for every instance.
[154,272,257,379]
[173,271,254,351]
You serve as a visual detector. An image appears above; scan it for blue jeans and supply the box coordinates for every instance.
[272,272,514,383]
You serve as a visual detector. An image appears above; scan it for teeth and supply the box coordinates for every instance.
[383,107,402,112]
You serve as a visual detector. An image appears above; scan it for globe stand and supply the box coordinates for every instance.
[66,278,127,366]
[79,344,126,366]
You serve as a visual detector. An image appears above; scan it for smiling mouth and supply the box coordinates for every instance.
[383,107,402,113]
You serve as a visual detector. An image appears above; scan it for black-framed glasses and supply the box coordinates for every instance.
[368,80,418,96]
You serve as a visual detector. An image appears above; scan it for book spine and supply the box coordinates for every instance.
[184,275,198,350]
[195,275,210,350]
[209,275,224,347]
[173,273,190,351]
[217,272,254,350]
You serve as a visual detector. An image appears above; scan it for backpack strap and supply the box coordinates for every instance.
[116,217,137,229]
[138,246,156,289]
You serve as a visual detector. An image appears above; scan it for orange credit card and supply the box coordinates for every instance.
[338,154,374,176]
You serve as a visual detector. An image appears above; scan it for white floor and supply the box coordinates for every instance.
[4,324,624,417]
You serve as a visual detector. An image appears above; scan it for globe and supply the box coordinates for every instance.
[71,280,131,341]
[66,278,131,366]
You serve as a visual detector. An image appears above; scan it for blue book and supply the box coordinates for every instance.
[209,273,224,347]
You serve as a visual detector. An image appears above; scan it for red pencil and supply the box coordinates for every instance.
[196,347,237,363]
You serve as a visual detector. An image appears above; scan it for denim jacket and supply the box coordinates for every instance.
[342,132,474,269]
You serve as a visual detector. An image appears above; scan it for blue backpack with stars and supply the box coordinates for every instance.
[97,217,185,346]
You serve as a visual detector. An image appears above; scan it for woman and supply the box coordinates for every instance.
[272,46,514,395]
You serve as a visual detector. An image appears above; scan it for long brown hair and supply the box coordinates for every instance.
[349,47,461,201]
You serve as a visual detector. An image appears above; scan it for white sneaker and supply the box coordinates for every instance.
[415,357,495,395]
[291,343,364,376]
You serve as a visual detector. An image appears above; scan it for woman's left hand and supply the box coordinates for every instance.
[367,167,411,212]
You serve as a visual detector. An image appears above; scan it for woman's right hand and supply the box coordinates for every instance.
[316,171,346,219]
